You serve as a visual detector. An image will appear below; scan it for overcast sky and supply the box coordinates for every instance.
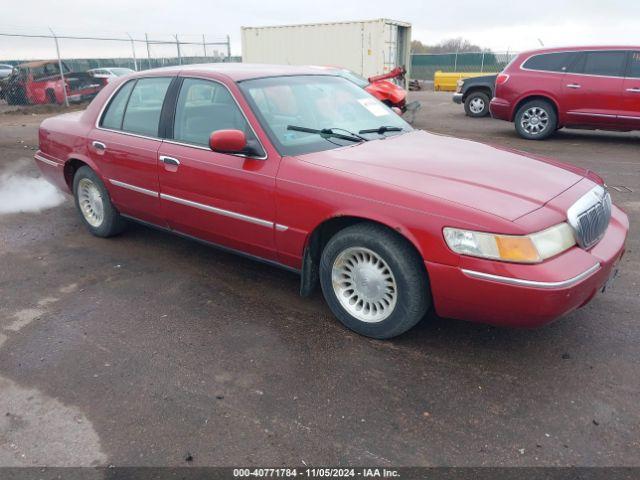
[1,0,638,59]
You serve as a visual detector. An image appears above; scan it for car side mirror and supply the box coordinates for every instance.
[209,129,247,154]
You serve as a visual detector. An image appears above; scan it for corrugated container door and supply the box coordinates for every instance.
[383,23,399,74]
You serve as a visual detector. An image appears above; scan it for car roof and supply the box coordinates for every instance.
[130,63,339,82]
[519,45,640,57]
[16,60,60,68]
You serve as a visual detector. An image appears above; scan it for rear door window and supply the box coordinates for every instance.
[100,80,135,130]
[522,52,575,72]
[121,77,172,137]
[582,51,627,77]
[628,51,640,78]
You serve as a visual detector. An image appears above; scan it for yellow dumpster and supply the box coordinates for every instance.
[433,71,486,92]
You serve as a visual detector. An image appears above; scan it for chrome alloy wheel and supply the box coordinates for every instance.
[77,178,104,227]
[469,97,485,114]
[520,106,549,135]
[331,247,398,323]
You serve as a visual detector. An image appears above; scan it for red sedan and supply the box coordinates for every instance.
[35,64,628,339]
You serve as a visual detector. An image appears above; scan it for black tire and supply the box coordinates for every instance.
[72,166,126,237]
[464,91,490,117]
[5,88,23,105]
[46,89,57,104]
[514,99,557,140]
[319,223,430,339]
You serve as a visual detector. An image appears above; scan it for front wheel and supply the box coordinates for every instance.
[73,166,127,237]
[514,100,557,140]
[319,223,430,339]
[464,91,490,117]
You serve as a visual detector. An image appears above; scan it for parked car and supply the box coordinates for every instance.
[452,74,497,117]
[0,60,104,105]
[34,64,628,339]
[0,63,14,99]
[88,67,135,84]
[491,46,640,139]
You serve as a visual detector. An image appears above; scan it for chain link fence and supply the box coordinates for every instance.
[0,29,234,108]
[410,51,518,80]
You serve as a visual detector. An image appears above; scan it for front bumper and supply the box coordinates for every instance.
[452,92,463,104]
[427,205,628,328]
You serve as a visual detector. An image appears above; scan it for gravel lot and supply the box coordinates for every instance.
[0,91,638,467]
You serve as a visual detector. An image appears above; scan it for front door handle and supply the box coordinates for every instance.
[566,84,581,89]
[626,87,640,93]
[159,155,180,166]
[92,141,106,151]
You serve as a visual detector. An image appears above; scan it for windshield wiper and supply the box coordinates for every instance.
[287,125,368,143]
[358,126,404,135]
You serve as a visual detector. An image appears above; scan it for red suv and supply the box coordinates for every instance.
[490,46,640,140]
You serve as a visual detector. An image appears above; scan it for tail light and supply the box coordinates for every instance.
[496,74,510,86]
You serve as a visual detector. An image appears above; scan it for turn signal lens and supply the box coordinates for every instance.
[495,235,539,262]
[443,223,576,264]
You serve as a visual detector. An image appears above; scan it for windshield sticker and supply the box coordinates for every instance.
[358,98,390,117]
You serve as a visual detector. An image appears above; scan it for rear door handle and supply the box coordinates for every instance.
[626,87,640,93]
[159,155,180,166]
[92,141,106,151]
[566,84,581,89]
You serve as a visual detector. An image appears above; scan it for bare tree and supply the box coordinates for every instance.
[412,37,490,54]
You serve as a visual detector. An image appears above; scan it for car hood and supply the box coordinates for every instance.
[296,130,586,221]
[465,74,498,84]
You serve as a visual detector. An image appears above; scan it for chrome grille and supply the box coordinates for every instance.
[567,185,612,249]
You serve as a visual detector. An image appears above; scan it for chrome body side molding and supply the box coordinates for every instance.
[462,263,601,289]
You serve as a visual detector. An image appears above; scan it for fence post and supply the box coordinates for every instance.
[175,34,182,65]
[49,27,69,107]
[126,33,138,71]
[226,34,231,62]
[202,34,207,58]
[454,50,458,72]
[145,33,152,70]
[481,51,485,73]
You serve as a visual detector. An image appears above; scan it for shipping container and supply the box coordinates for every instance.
[241,19,411,80]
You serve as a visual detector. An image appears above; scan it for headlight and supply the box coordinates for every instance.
[443,223,576,264]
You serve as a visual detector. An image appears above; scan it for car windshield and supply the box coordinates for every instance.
[336,69,369,88]
[111,68,134,76]
[239,75,411,156]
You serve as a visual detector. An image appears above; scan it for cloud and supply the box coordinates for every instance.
[1,0,638,57]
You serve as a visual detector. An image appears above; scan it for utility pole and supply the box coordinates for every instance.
[202,34,207,58]
[226,34,231,62]
[49,27,69,107]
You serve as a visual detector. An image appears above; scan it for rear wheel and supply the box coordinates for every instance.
[464,91,490,117]
[319,223,430,339]
[514,99,557,140]
[73,166,126,237]
[45,89,57,104]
